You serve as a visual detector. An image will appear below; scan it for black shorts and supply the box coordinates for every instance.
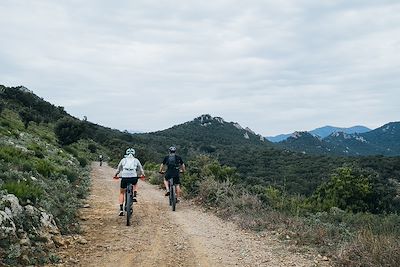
[165,176,180,185]
[120,177,139,189]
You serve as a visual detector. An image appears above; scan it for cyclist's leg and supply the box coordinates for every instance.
[119,179,127,214]
[164,178,170,196]
[174,176,181,198]
[131,178,139,201]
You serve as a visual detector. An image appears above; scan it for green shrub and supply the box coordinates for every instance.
[54,118,85,145]
[148,172,163,186]
[0,102,4,114]
[2,180,43,204]
[0,146,29,163]
[77,157,87,167]
[312,166,371,212]
[63,146,78,157]
[87,143,97,153]
[27,143,45,159]
[59,168,79,183]
[1,120,10,127]
[35,159,54,178]
[144,162,159,171]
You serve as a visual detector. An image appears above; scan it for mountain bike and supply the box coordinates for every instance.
[113,176,142,226]
[125,181,134,226]
[159,172,180,211]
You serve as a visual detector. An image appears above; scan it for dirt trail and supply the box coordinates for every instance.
[53,163,330,267]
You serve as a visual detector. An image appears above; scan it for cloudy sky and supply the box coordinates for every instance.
[1,0,399,136]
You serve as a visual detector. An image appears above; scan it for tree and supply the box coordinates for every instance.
[54,118,85,146]
[311,166,372,212]
[19,108,42,128]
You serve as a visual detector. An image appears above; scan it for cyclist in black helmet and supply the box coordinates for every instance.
[159,146,186,202]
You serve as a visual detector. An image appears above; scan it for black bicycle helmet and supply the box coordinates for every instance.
[168,146,176,153]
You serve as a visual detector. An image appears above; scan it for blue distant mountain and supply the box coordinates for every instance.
[277,122,400,156]
[266,125,371,142]
[310,125,371,138]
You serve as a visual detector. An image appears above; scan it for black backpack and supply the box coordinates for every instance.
[167,155,180,176]
[167,155,179,172]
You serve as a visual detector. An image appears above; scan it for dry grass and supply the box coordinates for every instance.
[336,229,400,267]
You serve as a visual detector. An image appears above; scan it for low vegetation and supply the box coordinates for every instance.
[178,155,400,267]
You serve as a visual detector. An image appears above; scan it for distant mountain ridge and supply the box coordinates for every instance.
[278,122,400,156]
[266,125,371,142]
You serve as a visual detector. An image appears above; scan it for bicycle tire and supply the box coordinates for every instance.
[168,179,173,206]
[126,185,132,226]
[170,180,176,211]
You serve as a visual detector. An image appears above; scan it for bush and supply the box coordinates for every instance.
[87,143,97,153]
[54,118,85,146]
[19,108,41,129]
[59,168,79,183]
[336,229,400,267]
[77,157,87,167]
[35,159,54,178]
[311,167,380,212]
[27,143,45,159]
[2,180,43,204]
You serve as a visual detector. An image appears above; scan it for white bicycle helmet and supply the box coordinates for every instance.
[125,148,135,156]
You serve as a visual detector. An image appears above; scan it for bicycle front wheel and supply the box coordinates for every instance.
[126,190,132,226]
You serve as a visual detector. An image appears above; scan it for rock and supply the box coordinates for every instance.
[322,256,329,261]
[53,235,66,247]
[19,238,31,246]
[77,237,88,245]
[21,255,31,265]
[2,194,23,218]
[83,204,91,208]
[0,210,17,239]
[40,210,59,234]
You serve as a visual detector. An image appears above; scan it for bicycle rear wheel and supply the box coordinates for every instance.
[171,184,176,211]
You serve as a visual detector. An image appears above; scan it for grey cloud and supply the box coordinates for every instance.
[1,0,399,136]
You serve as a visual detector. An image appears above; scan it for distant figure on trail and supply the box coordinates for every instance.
[99,154,103,166]
[159,146,186,203]
[114,148,145,216]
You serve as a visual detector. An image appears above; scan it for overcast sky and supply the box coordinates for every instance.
[1,0,399,136]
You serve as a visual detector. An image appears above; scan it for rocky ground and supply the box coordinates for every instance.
[49,163,331,267]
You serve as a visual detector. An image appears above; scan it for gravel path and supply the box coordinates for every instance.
[51,163,331,267]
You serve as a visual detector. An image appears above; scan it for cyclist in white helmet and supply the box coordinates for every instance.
[114,148,145,216]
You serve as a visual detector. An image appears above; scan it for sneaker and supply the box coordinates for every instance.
[165,191,170,196]
[176,198,180,203]
[119,211,124,216]
[132,198,137,203]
